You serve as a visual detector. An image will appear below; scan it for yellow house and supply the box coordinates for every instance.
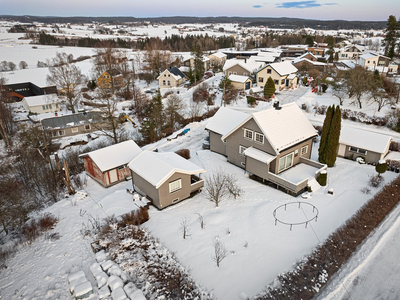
[97,69,126,90]
[157,67,186,89]
[256,62,298,91]
[228,75,252,90]
[208,52,227,67]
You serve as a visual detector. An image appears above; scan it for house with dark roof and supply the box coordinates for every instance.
[41,111,105,138]
[157,67,186,88]
[2,82,57,102]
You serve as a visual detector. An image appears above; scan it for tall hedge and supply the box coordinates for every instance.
[318,105,334,163]
[319,105,341,167]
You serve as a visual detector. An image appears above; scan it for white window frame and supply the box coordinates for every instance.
[349,146,367,155]
[244,128,253,140]
[278,152,294,172]
[239,145,247,156]
[71,127,79,133]
[162,80,166,85]
[169,179,182,193]
[58,130,65,136]
[301,145,308,156]
[254,132,264,144]
[85,124,91,130]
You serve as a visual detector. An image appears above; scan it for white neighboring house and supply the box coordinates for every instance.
[338,126,392,164]
[22,95,61,114]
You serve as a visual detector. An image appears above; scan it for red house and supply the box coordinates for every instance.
[80,140,142,187]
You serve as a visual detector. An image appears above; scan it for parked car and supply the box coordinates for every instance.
[202,136,210,149]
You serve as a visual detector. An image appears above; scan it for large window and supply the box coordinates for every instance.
[244,128,253,140]
[254,132,264,144]
[71,127,79,133]
[278,152,294,172]
[169,179,182,193]
[258,77,264,83]
[349,147,367,155]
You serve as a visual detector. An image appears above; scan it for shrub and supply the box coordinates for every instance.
[119,207,149,227]
[390,142,400,152]
[316,105,327,115]
[247,96,256,106]
[82,92,92,100]
[317,171,327,186]
[369,174,384,188]
[376,160,387,176]
[175,148,190,159]
[38,213,58,231]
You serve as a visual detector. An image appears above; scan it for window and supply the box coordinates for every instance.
[228,72,232,75]
[349,147,367,155]
[45,104,49,109]
[301,145,308,156]
[168,74,170,77]
[85,124,91,130]
[58,130,65,136]
[52,131,57,137]
[258,77,264,83]
[244,128,253,140]
[163,80,166,85]
[71,127,79,133]
[281,79,285,85]
[42,105,46,110]
[254,132,264,144]
[267,69,271,74]
[164,74,166,77]
[169,179,182,193]
[56,104,59,108]
[243,73,247,76]
[49,104,52,109]
[278,152,294,172]
[274,80,279,85]
[239,145,247,156]
[233,72,237,75]
[167,80,171,86]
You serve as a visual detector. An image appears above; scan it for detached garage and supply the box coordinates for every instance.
[338,126,392,164]
[80,140,142,188]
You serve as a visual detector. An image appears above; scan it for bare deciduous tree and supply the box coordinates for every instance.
[47,52,85,113]
[187,100,204,122]
[19,60,28,69]
[331,81,347,106]
[164,94,185,129]
[196,213,205,229]
[8,62,16,72]
[212,237,228,267]
[180,217,191,239]
[344,66,372,109]
[204,169,244,207]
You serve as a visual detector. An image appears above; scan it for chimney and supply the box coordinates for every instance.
[273,101,281,110]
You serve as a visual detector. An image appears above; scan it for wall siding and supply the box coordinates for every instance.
[83,156,107,187]
[209,131,227,156]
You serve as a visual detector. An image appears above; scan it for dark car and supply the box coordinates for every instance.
[202,136,210,149]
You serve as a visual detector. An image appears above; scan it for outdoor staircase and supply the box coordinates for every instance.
[308,178,321,193]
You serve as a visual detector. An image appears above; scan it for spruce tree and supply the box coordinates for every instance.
[264,77,275,98]
[325,105,342,167]
[382,15,399,59]
[318,105,334,163]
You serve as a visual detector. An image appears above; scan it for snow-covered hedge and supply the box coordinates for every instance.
[98,224,213,300]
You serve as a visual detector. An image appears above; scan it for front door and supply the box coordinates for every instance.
[108,169,118,184]
[245,81,251,90]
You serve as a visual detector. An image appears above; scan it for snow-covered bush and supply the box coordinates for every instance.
[98,224,213,299]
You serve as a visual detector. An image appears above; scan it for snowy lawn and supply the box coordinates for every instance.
[138,121,397,300]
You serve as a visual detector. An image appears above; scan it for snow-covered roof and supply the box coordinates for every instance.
[128,151,205,189]
[205,107,249,136]
[228,74,250,83]
[222,103,317,153]
[223,59,264,74]
[360,52,378,59]
[157,67,185,80]
[258,62,298,76]
[41,111,103,130]
[287,74,297,80]
[80,140,142,172]
[209,52,227,59]
[339,126,392,154]
[293,58,327,66]
[23,94,60,107]
[244,147,276,164]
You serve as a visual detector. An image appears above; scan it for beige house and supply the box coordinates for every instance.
[256,62,298,91]
[22,95,61,114]
[182,56,210,71]
[208,52,227,67]
[157,67,186,89]
[228,75,252,90]
[358,52,397,75]
[128,151,206,209]
[339,44,365,60]
[223,59,264,77]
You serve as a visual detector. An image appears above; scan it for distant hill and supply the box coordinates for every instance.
[0,15,387,30]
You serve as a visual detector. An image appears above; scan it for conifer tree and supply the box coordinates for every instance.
[382,15,399,59]
[325,105,342,167]
[139,90,164,143]
[318,105,334,163]
[264,77,275,98]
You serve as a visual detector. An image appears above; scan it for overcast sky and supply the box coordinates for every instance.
[1,0,397,21]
